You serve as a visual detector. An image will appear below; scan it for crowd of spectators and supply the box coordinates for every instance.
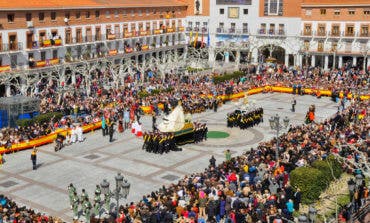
[0,195,64,223]
[1,64,369,148]
[0,63,369,222]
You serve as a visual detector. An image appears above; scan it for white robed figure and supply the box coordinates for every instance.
[131,121,138,134]
[70,126,77,143]
[77,125,84,142]
[157,102,185,132]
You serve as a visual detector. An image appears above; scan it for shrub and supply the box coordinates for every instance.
[16,118,34,127]
[312,155,343,185]
[16,112,63,127]
[290,167,328,204]
[213,71,246,84]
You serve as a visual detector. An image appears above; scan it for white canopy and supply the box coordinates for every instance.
[157,104,185,132]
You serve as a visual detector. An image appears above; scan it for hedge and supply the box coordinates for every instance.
[311,155,343,185]
[213,71,245,84]
[16,112,63,127]
[290,167,328,204]
[137,87,174,99]
[290,155,343,204]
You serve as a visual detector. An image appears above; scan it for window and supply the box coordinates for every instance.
[219,22,224,28]
[243,23,248,33]
[361,26,369,36]
[146,9,150,15]
[364,10,370,15]
[95,10,100,18]
[52,50,58,59]
[348,10,355,15]
[203,22,207,26]
[114,10,119,17]
[122,10,127,16]
[305,9,312,16]
[39,12,44,21]
[264,0,283,16]
[332,25,340,36]
[105,10,110,18]
[220,8,224,14]
[65,12,70,19]
[243,9,248,14]
[320,9,326,15]
[26,13,32,21]
[195,22,200,27]
[76,11,81,19]
[269,0,278,14]
[131,10,135,17]
[334,10,340,15]
[51,12,56,21]
[86,11,90,19]
[7,14,15,23]
[138,10,142,16]
[188,21,192,27]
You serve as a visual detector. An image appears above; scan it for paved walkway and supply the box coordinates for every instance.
[0,93,339,221]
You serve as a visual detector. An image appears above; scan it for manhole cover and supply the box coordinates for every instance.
[0,180,18,188]
[207,131,230,139]
[161,174,179,181]
[84,154,100,160]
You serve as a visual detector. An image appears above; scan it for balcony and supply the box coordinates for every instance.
[153,29,162,35]
[242,29,249,34]
[229,28,236,33]
[329,31,341,37]
[345,32,355,38]
[139,30,148,36]
[29,58,60,68]
[178,27,185,32]
[193,27,199,32]
[258,29,266,34]
[302,31,313,36]
[257,29,286,37]
[316,31,327,37]
[0,43,23,52]
[166,27,175,33]
[0,65,11,73]
[186,27,192,32]
[216,28,225,33]
[359,32,369,38]
[201,27,208,33]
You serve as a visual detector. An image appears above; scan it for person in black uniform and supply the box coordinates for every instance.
[108,121,115,142]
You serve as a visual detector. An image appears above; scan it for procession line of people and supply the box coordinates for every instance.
[227,108,264,129]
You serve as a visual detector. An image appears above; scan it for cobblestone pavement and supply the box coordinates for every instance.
[0,93,339,221]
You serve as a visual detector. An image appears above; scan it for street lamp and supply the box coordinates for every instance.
[269,114,290,161]
[348,178,356,201]
[308,206,317,223]
[298,214,308,223]
[355,174,364,187]
[100,173,130,219]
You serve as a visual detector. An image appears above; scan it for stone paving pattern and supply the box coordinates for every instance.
[0,93,339,221]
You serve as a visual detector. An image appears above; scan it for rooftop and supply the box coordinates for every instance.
[0,0,187,10]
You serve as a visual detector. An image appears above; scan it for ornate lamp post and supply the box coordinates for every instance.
[269,114,290,161]
[100,173,130,220]
[298,214,308,223]
[308,206,317,223]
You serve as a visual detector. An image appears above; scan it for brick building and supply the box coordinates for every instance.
[0,0,188,95]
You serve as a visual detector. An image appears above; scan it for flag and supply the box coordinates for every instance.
[201,31,204,48]
[207,31,210,47]
[194,32,199,47]
[189,31,193,45]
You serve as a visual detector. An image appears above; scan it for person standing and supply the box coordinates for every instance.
[291,97,296,112]
[209,155,216,168]
[101,115,107,137]
[224,149,231,162]
[293,188,301,211]
[68,183,77,209]
[30,148,37,170]
[108,121,115,142]
[152,112,157,131]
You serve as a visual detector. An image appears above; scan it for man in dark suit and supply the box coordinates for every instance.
[293,188,302,211]
[31,148,37,170]
[108,122,115,142]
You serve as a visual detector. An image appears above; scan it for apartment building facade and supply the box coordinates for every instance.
[0,0,188,77]
[300,0,370,70]
[185,0,370,69]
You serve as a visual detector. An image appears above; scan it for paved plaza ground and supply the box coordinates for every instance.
[0,93,339,221]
